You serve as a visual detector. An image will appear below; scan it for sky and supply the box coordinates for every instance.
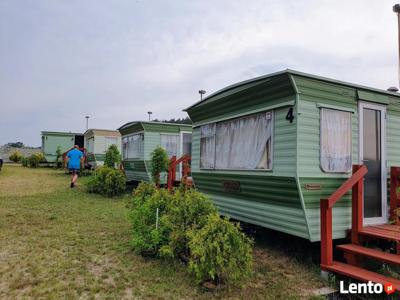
[0,0,399,146]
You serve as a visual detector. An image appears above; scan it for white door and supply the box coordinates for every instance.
[359,101,387,225]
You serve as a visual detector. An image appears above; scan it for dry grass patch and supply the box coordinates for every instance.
[0,165,326,299]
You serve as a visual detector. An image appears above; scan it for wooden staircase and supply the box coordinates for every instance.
[320,165,400,292]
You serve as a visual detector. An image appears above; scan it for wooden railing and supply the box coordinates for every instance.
[320,164,368,266]
[390,167,400,254]
[167,155,191,191]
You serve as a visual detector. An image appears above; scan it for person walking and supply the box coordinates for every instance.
[66,145,84,188]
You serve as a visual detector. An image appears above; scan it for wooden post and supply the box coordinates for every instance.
[351,165,363,245]
[320,199,333,266]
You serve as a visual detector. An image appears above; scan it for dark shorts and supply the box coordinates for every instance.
[69,168,80,175]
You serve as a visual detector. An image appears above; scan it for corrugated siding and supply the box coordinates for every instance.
[193,173,309,239]
[144,132,161,161]
[188,74,294,123]
[386,108,400,167]
[122,160,150,182]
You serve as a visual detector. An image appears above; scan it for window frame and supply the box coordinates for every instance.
[199,110,274,171]
[319,107,353,174]
[160,133,180,158]
[122,132,144,160]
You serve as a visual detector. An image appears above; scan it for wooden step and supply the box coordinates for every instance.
[321,261,400,291]
[359,225,400,242]
[337,244,400,265]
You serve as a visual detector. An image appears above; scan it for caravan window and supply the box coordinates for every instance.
[123,133,144,159]
[320,108,352,173]
[160,134,179,157]
[200,111,273,170]
[182,133,192,156]
[200,124,216,168]
[87,137,94,153]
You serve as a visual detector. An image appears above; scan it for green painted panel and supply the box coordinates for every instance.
[187,74,295,123]
[42,134,75,162]
[357,90,390,105]
[192,172,309,239]
[299,177,353,241]
[122,159,150,182]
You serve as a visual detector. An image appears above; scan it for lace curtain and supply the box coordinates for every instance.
[200,111,273,170]
[320,108,352,172]
[161,134,178,157]
[124,134,143,159]
[200,124,216,168]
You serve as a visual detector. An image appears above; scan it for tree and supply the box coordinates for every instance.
[104,144,121,168]
[55,146,62,168]
[7,142,24,148]
[150,146,169,187]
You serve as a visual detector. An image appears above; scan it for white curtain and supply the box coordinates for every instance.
[320,108,352,172]
[161,135,178,157]
[127,134,143,158]
[87,138,94,153]
[215,112,273,169]
[200,124,216,168]
[122,137,128,159]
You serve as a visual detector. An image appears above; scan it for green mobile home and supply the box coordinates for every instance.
[84,129,121,168]
[185,69,400,242]
[41,131,84,163]
[118,121,192,183]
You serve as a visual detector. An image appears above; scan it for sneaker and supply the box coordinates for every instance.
[70,182,74,188]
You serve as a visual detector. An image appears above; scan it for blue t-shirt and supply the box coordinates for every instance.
[67,149,83,169]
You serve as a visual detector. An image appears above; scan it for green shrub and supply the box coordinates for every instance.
[129,185,172,255]
[104,169,126,196]
[188,215,253,284]
[128,181,157,208]
[55,146,62,168]
[38,152,46,162]
[159,189,217,261]
[9,151,22,163]
[28,153,41,168]
[104,144,121,168]
[21,156,28,167]
[86,166,126,197]
[150,146,169,186]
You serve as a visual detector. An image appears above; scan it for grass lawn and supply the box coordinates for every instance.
[0,165,326,299]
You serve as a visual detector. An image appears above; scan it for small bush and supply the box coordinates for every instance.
[159,189,217,261]
[104,144,121,168]
[28,153,41,168]
[55,146,62,168]
[9,151,22,163]
[104,169,126,197]
[129,184,172,255]
[188,215,253,284]
[86,166,126,197]
[150,146,169,186]
[21,156,28,167]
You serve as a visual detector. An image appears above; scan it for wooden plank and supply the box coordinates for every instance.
[321,261,400,291]
[360,226,400,242]
[337,244,400,265]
